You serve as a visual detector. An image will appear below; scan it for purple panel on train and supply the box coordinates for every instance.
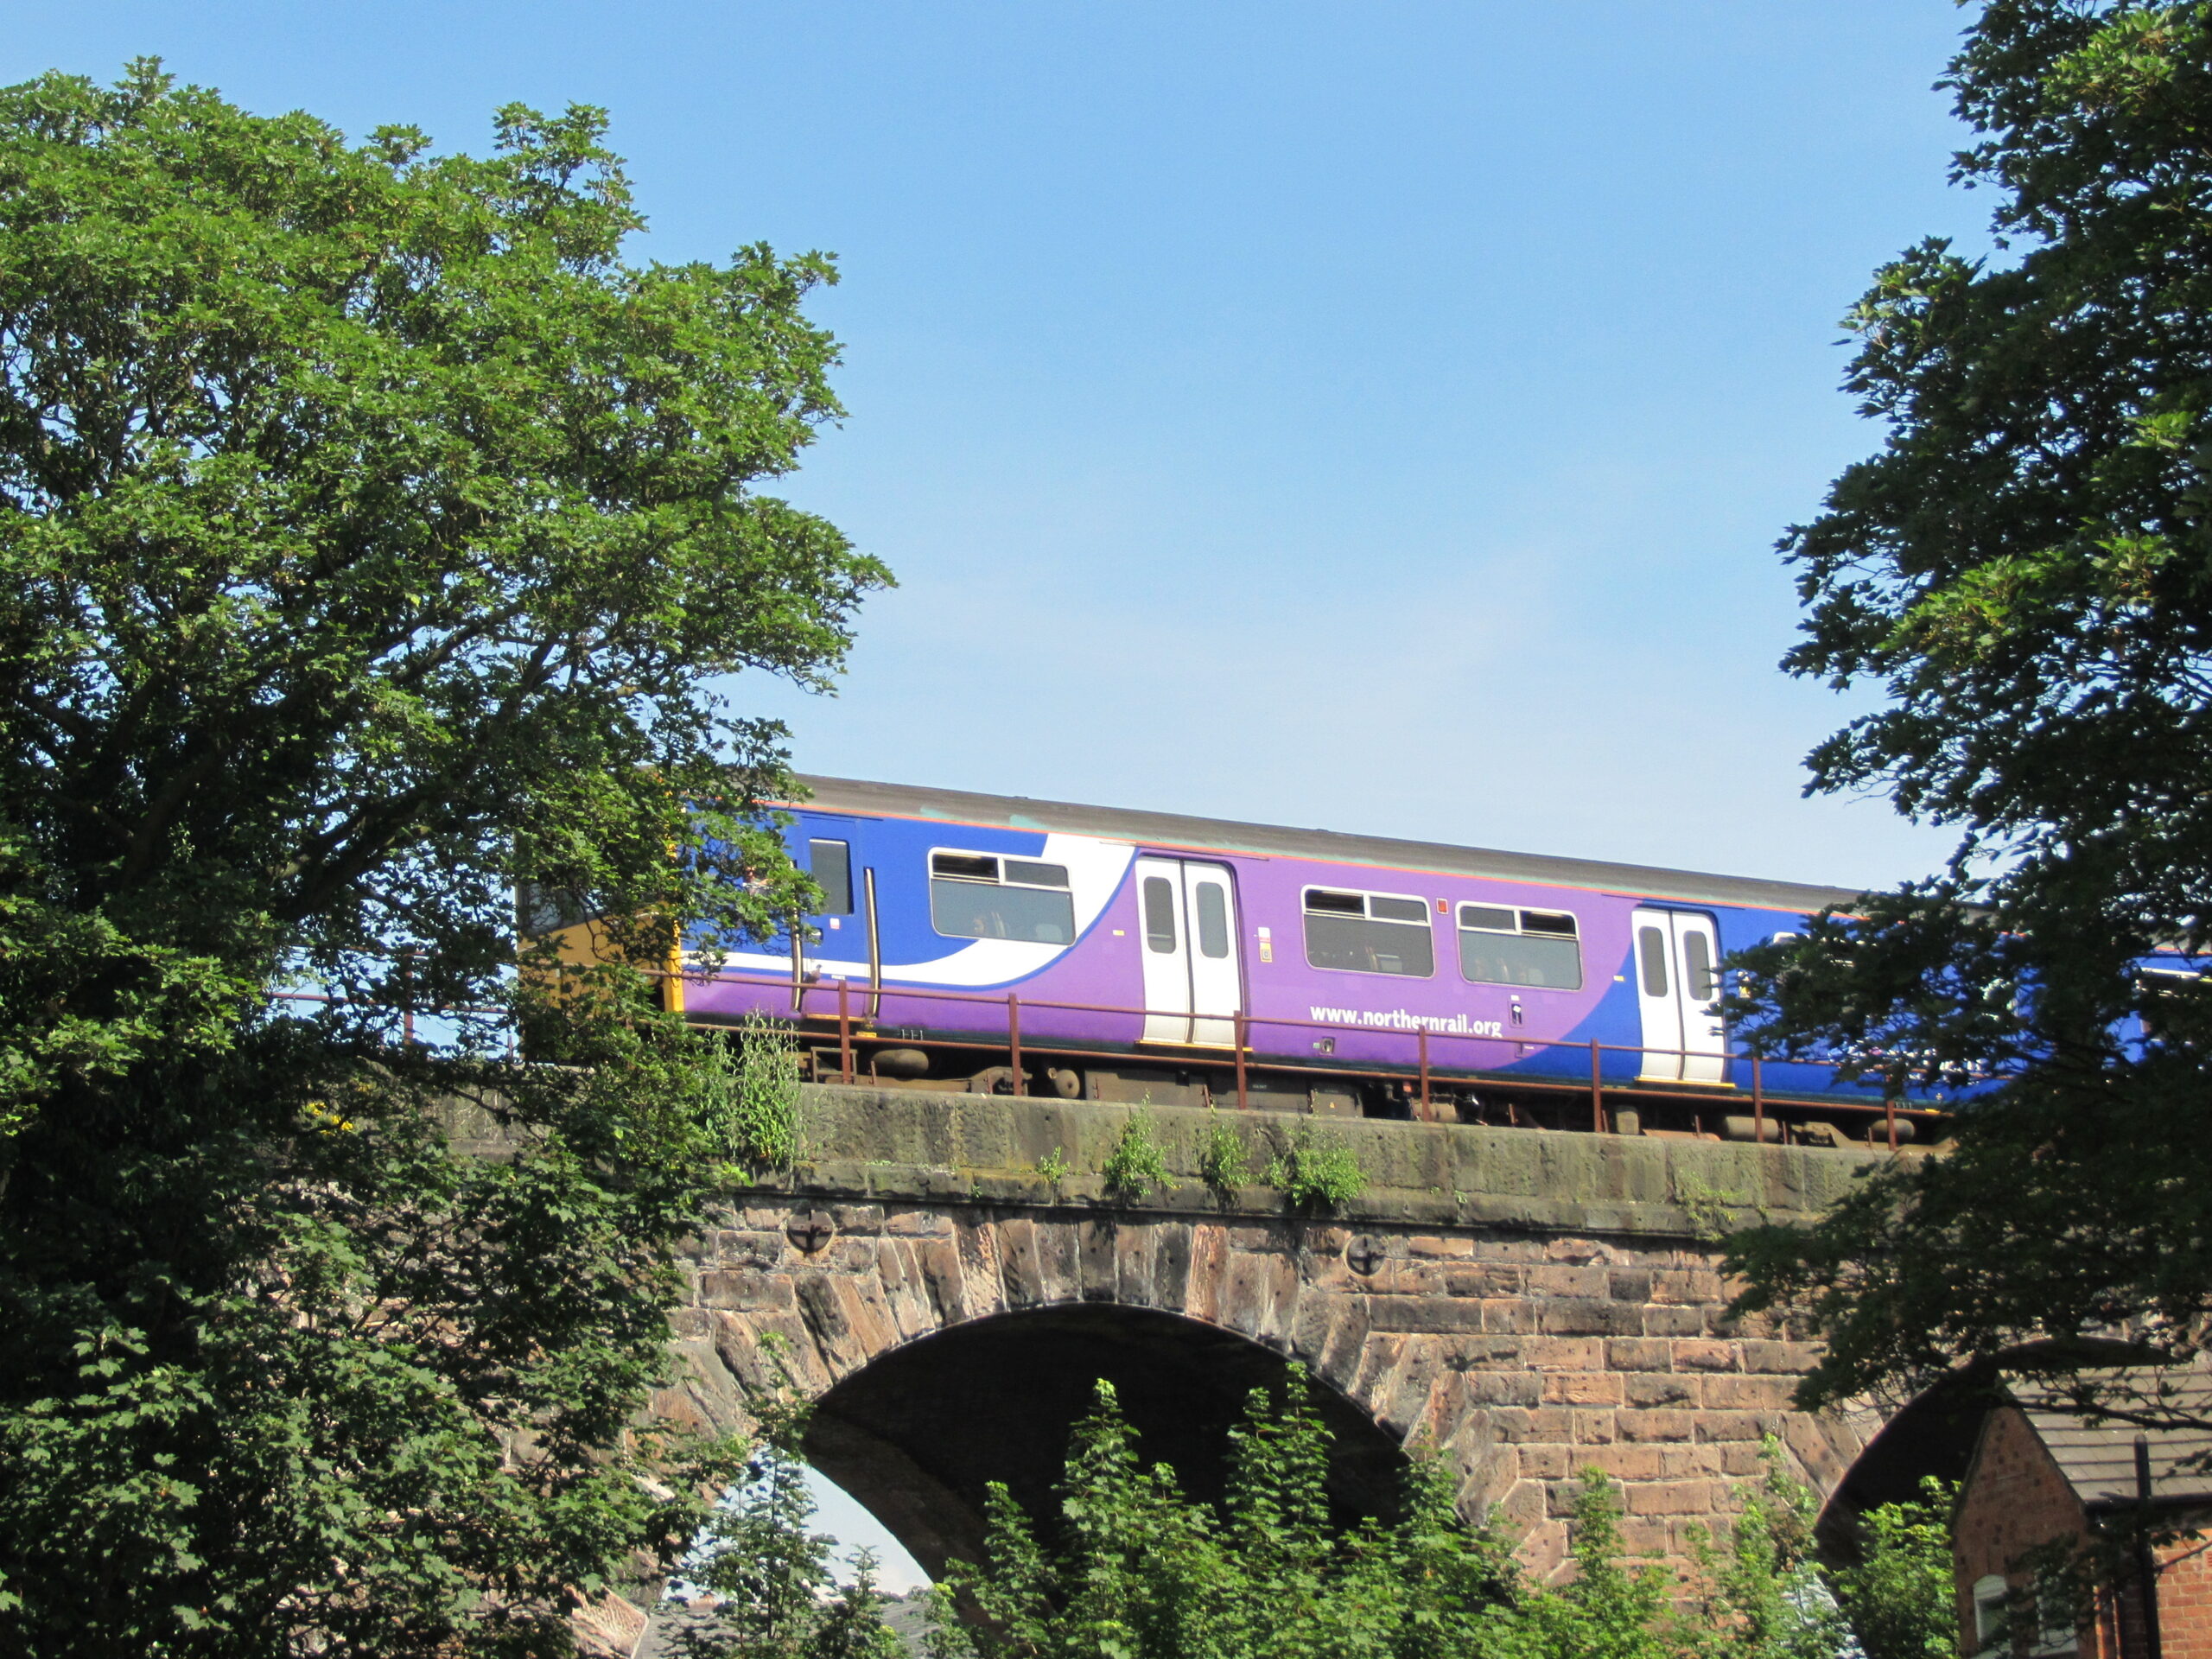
[677,777,1923,1138]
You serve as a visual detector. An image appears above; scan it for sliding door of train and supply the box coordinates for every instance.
[1630,908,1727,1083]
[1135,858,1243,1047]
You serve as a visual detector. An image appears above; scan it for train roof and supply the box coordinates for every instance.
[788,776,1866,914]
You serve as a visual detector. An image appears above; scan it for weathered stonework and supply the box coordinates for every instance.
[648,1087,1893,1583]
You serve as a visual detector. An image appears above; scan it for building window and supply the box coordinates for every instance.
[1973,1574,2008,1654]
[1303,887,1434,977]
[2031,1580,2077,1656]
[1457,905,1583,990]
[929,850,1077,944]
[808,839,853,914]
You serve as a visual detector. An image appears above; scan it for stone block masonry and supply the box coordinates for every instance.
[640,1087,1891,1585]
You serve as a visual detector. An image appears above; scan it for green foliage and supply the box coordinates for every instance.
[925,1382,1948,1659]
[1198,1109,1250,1196]
[704,1010,804,1176]
[1036,1147,1070,1189]
[1544,1470,1674,1659]
[929,1373,1529,1659]
[1726,0,2212,1418]
[674,1444,906,1659]
[1830,1480,1958,1659]
[0,60,884,1656]
[1103,1109,1171,1199]
[1676,1442,1843,1659]
[1264,1124,1366,1211]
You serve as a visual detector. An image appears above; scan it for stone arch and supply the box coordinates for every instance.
[1815,1376,1991,1560]
[659,1205,1493,1567]
[658,1194,1887,1586]
[803,1304,1411,1578]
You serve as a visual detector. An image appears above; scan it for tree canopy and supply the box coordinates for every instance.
[920,1376,1954,1659]
[1726,0,2212,1422]
[0,60,886,1655]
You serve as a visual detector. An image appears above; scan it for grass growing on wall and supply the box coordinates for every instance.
[703,1009,804,1176]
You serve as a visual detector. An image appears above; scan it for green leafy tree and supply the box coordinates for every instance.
[673,1443,907,1659]
[1723,0,2212,1424]
[1677,1446,1843,1659]
[1830,1480,1958,1659]
[929,1374,1532,1659]
[918,1384,1959,1659]
[1541,1471,1673,1659]
[0,60,887,1656]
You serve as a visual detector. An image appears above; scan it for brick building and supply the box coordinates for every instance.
[1955,1371,2212,1659]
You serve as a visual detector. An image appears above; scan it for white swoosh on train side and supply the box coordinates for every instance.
[690,834,1136,990]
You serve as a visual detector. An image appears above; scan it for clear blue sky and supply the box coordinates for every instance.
[8,1,1990,1584]
[10,2,1985,893]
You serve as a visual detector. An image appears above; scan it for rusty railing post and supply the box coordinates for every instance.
[1885,1094,1898,1153]
[1418,1027,1430,1116]
[1008,992,1023,1096]
[1235,1010,1249,1111]
[1590,1039,1603,1132]
[1752,1054,1764,1147]
[838,976,853,1084]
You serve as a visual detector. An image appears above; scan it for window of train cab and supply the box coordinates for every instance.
[929,849,1077,945]
[1456,905,1583,990]
[1302,887,1435,976]
[806,837,853,914]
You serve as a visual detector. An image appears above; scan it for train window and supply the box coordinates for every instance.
[932,852,997,880]
[808,839,853,914]
[1142,876,1178,953]
[518,882,600,933]
[2138,969,2202,1043]
[1303,887,1434,977]
[1194,881,1230,959]
[1682,930,1716,1001]
[1457,905,1583,990]
[1637,926,1669,997]
[929,848,1078,945]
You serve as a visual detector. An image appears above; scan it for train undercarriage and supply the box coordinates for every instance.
[771,1019,1938,1151]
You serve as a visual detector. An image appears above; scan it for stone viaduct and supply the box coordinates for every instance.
[645,1087,1903,1586]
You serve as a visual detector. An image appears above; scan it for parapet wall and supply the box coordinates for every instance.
[783,1084,1888,1235]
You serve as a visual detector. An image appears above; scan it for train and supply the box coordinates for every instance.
[622,776,1941,1146]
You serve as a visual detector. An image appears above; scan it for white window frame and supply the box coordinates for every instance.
[1454,903,1585,991]
[1973,1574,2007,1655]
[926,847,1076,944]
[1300,885,1437,980]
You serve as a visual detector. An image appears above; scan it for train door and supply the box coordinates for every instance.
[1630,908,1727,1083]
[1135,857,1243,1047]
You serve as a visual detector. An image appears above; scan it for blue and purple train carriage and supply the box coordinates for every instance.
[661,777,1936,1145]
